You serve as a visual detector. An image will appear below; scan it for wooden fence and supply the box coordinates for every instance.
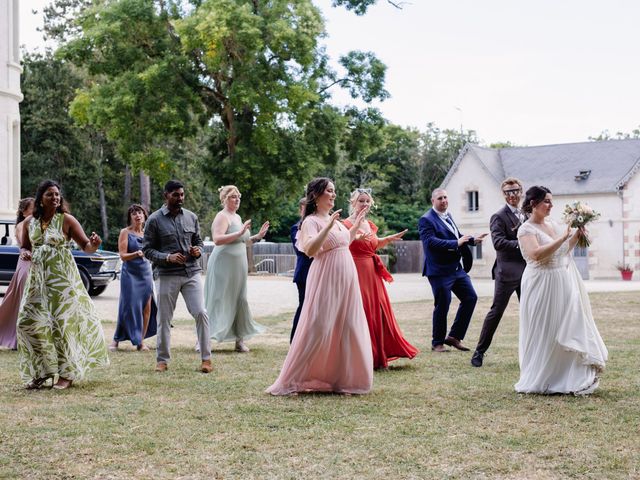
[199,240,423,274]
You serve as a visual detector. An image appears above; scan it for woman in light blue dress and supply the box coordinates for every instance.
[204,186,268,352]
[110,205,157,352]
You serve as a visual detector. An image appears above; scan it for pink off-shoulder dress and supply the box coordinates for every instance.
[266,215,373,395]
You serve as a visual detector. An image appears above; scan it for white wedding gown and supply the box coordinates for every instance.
[515,220,608,394]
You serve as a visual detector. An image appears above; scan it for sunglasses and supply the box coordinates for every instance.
[356,188,372,194]
[503,189,522,196]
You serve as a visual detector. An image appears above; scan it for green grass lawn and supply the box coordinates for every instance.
[1,292,638,479]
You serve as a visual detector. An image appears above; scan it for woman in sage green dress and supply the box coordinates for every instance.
[204,185,269,352]
[17,180,109,390]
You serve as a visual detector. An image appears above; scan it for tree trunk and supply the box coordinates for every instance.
[123,164,131,222]
[140,171,151,211]
[97,142,109,243]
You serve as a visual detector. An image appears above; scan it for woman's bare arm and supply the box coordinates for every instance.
[64,213,102,253]
[211,212,250,245]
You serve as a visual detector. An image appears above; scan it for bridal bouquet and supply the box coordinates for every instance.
[562,201,600,248]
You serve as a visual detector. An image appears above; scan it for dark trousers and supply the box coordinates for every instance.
[474,278,521,354]
[428,270,477,347]
[290,281,306,343]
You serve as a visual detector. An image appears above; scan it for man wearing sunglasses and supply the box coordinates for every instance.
[471,177,526,367]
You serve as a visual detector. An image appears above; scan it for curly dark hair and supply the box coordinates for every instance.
[33,180,68,220]
[16,197,35,224]
[522,185,551,214]
[126,204,148,226]
[302,177,334,220]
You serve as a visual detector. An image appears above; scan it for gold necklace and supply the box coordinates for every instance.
[40,216,53,231]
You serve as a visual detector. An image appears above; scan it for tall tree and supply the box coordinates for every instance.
[331,0,405,15]
[589,127,640,141]
[419,122,479,201]
[21,51,127,248]
[54,0,389,220]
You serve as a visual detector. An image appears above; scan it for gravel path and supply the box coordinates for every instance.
[86,273,640,321]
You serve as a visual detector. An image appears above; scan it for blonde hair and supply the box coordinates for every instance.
[348,188,375,215]
[218,185,241,205]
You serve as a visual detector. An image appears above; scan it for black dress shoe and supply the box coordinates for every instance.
[444,336,470,351]
[471,350,484,367]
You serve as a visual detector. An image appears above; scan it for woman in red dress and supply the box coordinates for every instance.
[343,188,419,370]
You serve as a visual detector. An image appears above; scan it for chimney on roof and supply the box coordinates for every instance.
[575,170,591,181]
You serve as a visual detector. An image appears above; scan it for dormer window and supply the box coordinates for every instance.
[575,170,591,181]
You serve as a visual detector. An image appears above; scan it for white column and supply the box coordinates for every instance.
[0,0,23,220]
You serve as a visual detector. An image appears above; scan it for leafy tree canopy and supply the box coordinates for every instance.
[49,0,389,221]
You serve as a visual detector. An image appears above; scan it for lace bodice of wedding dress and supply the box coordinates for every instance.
[517,220,570,269]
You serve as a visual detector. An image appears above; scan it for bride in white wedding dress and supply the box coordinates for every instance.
[515,186,608,395]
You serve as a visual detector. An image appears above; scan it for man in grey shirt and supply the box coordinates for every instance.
[143,180,212,373]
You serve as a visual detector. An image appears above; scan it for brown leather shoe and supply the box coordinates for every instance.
[155,362,168,372]
[200,359,213,373]
[445,336,470,351]
[431,344,450,352]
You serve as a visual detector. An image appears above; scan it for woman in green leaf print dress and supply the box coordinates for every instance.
[17,180,109,390]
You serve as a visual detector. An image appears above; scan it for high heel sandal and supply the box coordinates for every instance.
[25,376,53,390]
[53,377,73,390]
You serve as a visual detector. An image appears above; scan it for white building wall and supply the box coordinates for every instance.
[447,151,633,279]
[622,172,640,273]
[0,0,22,220]
[549,193,622,278]
[442,152,501,278]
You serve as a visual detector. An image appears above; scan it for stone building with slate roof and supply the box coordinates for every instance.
[440,139,640,279]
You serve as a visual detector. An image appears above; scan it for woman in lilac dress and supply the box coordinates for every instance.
[0,198,35,349]
[110,205,157,351]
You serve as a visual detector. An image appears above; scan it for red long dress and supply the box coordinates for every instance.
[343,219,419,369]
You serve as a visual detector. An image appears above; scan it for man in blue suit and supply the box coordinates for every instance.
[418,188,487,352]
[289,198,313,343]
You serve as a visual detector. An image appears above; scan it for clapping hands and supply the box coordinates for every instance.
[241,219,252,234]
[329,209,343,226]
[256,221,270,240]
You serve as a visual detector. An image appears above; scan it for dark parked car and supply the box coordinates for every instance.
[0,219,120,297]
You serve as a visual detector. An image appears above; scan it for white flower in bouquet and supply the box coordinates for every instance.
[562,201,600,248]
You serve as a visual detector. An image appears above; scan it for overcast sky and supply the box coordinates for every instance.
[20,0,640,147]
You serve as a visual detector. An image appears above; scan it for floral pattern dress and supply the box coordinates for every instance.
[17,213,109,383]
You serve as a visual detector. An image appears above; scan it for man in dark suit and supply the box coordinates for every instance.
[289,198,313,343]
[471,178,526,367]
[418,188,487,352]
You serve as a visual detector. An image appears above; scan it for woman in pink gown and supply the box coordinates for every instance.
[266,178,373,395]
[0,198,35,349]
